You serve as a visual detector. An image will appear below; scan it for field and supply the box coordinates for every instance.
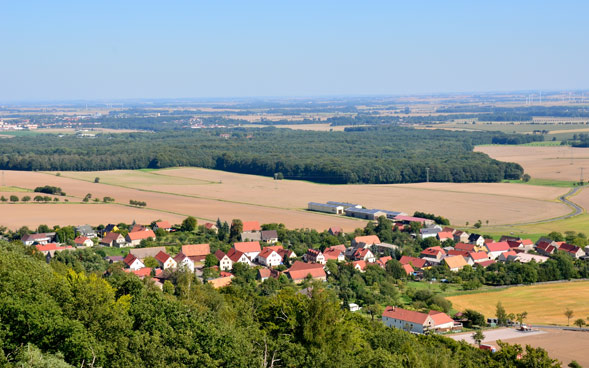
[0,167,571,231]
[447,281,589,326]
[433,121,589,140]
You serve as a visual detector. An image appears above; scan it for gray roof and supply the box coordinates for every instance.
[420,228,440,235]
[373,209,405,216]
[327,201,361,208]
[308,202,343,208]
[130,246,167,259]
[344,208,386,215]
[261,230,278,240]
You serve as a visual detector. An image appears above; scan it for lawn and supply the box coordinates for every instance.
[97,247,130,257]
[447,281,589,325]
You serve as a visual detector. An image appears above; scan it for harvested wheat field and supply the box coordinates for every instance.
[476,145,589,182]
[447,281,589,326]
[0,167,571,230]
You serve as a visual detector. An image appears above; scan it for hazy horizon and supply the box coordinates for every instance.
[2,0,588,101]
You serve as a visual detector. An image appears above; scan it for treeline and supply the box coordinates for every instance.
[0,241,560,367]
[0,127,526,184]
[413,211,450,225]
[437,105,589,121]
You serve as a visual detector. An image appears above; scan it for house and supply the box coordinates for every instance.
[305,249,326,264]
[328,226,343,236]
[308,202,345,215]
[126,267,154,279]
[21,233,54,246]
[402,264,415,275]
[508,253,548,264]
[468,234,485,246]
[399,255,428,269]
[326,201,362,209]
[129,224,146,233]
[393,215,435,226]
[467,251,490,264]
[100,232,127,247]
[420,226,442,239]
[35,243,74,256]
[444,255,468,272]
[258,247,283,267]
[181,243,211,262]
[475,259,496,268]
[204,222,218,233]
[101,224,119,236]
[215,250,233,271]
[353,235,381,248]
[154,221,172,232]
[352,260,368,272]
[497,250,518,262]
[174,252,195,272]
[485,242,510,260]
[260,230,279,244]
[240,231,261,242]
[520,239,535,251]
[323,245,346,262]
[500,235,522,242]
[454,242,475,252]
[258,268,281,281]
[420,246,445,261]
[447,249,470,258]
[536,241,557,256]
[208,276,233,289]
[242,221,261,232]
[285,261,326,283]
[234,241,262,261]
[559,243,585,258]
[376,256,393,269]
[453,230,470,243]
[374,243,400,255]
[437,231,454,242]
[428,310,460,332]
[227,248,253,266]
[345,208,387,220]
[276,248,297,261]
[105,255,124,263]
[76,225,97,238]
[352,248,375,263]
[123,253,145,271]
[125,229,156,247]
[381,307,457,334]
[130,246,167,260]
[74,236,94,247]
[154,251,177,270]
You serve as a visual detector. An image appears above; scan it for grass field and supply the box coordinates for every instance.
[0,186,31,192]
[502,178,576,188]
[447,281,589,325]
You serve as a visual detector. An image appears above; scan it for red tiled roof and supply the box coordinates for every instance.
[521,239,534,246]
[354,235,380,245]
[242,221,261,232]
[382,306,429,324]
[476,260,496,268]
[102,232,122,242]
[507,240,522,249]
[353,248,371,259]
[227,248,248,263]
[399,256,427,269]
[155,221,172,229]
[74,236,90,244]
[234,241,261,253]
[154,251,171,264]
[402,264,414,275]
[486,241,510,252]
[127,229,156,241]
[323,247,344,260]
[421,246,445,257]
[204,222,217,229]
[258,247,278,259]
[265,245,284,252]
[329,226,343,234]
[455,243,475,252]
[352,260,367,270]
[214,249,227,261]
[447,249,469,257]
[35,243,73,252]
[376,256,393,267]
[174,252,191,263]
[468,251,489,260]
[394,215,428,223]
[559,243,581,254]
[129,267,152,278]
[123,253,138,267]
[286,261,326,280]
[437,232,453,240]
[182,243,210,257]
[428,310,454,326]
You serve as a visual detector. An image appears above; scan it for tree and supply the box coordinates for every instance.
[9,195,19,202]
[0,196,6,202]
[21,195,31,202]
[565,308,574,326]
[496,301,508,326]
[181,216,197,232]
[522,173,531,182]
[473,220,482,229]
[516,311,528,327]
[94,177,100,183]
[472,329,485,347]
[205,253,219,268]
[463,309,486,328]
[230,219,243,240]
[162,280,175,294]
[143,256,158,268]
[573,318,586,328]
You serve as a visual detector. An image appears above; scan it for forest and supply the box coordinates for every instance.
[0,240,561,368]
[0,126,527,184]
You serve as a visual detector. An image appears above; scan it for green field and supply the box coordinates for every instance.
[0,186,32,192]
[447,281,589,325]
[502,178,576,188]
[477,213,589,239]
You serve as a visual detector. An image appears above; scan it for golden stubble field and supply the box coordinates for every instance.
[447,281,589,326]
[476,145,589,182]
[0,167,570,230]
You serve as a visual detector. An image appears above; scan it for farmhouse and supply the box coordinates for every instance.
[123,254,145,271]
[381,306,457,334]
[100,232,127,247]
[286,261,326,284]
[74,236,94,247]
[444,255,468,272]
[22,233,54,246]
[399,256,428,269]
[536,241,557,256]
[467,251,490,264]
[345,208,387,220]
[558,243,585,258]
[328,226,343,236]
[125,229,156,247]
[204,222,218,232]
[260,230,278,243]
[181,243,210,262]
[323,245,346,262]
[153,221,172,232]
[485,242,510,260]
[453,230,470,243]
[468,234,485,247]
[307,202,345,215]
[420,227,441,239]
[420,246,445,261]
[214,250,233,271]
[35,243,74,256]
[234,241,261,261]
[76,225,97,238]
[227,248,253,266]
[173,252,195,272]
[155,251,177,270]
[257,247,283,267]
[351,248,375,263]
[353,235,381,248]
[352,260,367,272]
[437,231,454,242]
[375,256,393,268]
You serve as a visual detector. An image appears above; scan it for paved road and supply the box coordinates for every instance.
[530,324,589,332]
[448,328,545,344]
[517,186,584,225]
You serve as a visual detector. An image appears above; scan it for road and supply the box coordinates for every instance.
[516,186,584,225]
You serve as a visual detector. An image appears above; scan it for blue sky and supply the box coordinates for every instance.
[1,0,588,101]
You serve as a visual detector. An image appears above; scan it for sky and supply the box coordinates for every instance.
[1,0,588,101]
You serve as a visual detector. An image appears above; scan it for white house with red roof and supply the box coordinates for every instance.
[173,252,195,272]
[123,253,145,271]
[74,236,94,247]
[382,306,457,334]
[153,221,172,232]
[351,248,375,263]
[214,250,233,271]
[155,251,177,270]
[375,256,393,269]
[181,243,210,262]
[258,247,283,267]
[467,251,490,265]
[323,245,346,262]
[399,256,428,269]
[484,242,510,260]
[420,246,445,261]
[22,233,54,246]
[125,229,156,247]
[352,235,381,248]
[227,248,253,266]
[352,260,368,272]
[497,250,519,262]
[286,261,326,283]
[305,249,326,264]
[233,241,261,261]
[436,232,454,242]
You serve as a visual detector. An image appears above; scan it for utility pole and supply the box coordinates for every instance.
[581,168,584,185]
[426,167,430,183]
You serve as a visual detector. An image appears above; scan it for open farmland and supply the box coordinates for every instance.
[0,167,571,230]
[476,145,589,182]
[447,281,589,326]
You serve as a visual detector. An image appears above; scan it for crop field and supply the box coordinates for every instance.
[0,167,571,231]
[434,121,589,139]
[447,281,589,326]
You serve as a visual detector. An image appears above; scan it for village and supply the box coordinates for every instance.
[14,200,589,339]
